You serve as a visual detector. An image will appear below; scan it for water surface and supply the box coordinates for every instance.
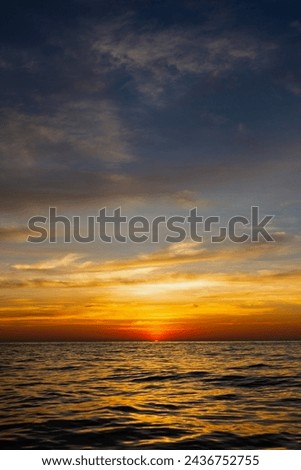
[0,342,300,449]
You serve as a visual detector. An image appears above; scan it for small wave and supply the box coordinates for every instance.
[108,405,141,413]
[133,371,209,383]
[139,431,300,450]
[204,374,298,388]
[230,363,270,370]
[279,397,301,404]
[211,393,239,401]
[146,402,179,410]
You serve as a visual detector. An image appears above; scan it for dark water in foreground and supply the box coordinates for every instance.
[0,342,301,449]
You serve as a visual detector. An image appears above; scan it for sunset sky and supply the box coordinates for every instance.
[0,0,301,341]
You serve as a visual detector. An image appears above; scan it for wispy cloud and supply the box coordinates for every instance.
[92,17,276,99]
[0,225,29,242]
[0,100,134,171]
[13,253,84,271]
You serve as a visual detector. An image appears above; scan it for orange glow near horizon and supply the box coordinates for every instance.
[1,293,301,342]
[1,241,301,342]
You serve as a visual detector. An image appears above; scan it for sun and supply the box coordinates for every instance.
[145,324,169,342]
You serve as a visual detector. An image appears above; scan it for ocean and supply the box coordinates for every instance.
[0,341,300,449]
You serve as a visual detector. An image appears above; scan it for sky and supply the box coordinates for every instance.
[0,0,301,341]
